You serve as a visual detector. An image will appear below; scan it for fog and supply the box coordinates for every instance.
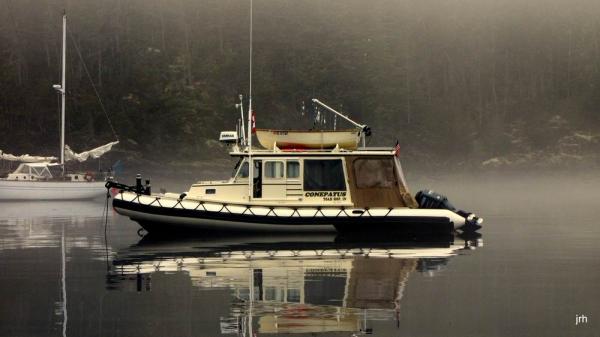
[1,0,599,170]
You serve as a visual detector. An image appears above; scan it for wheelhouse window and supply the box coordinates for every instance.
[286,161,300,178]
[265,161,284,179]
[287,288,301,302]
[237,162,249,178]
[235,160,260,180]
[303,159,346,191]
[353,158,396,188]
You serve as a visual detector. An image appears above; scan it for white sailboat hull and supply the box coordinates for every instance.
[0,180,106,200]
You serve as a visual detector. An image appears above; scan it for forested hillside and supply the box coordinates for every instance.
[1,0,599,168]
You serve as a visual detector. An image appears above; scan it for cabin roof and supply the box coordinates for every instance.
[229,146,398,157]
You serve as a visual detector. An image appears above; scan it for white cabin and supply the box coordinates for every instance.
[5,162,60,181]
[186,147,418,208]
[4,162,97,182]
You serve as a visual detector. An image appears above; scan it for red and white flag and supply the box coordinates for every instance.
[393,141,400,157]
[251,111,256,134]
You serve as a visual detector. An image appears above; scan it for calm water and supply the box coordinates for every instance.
[0,173,599,337]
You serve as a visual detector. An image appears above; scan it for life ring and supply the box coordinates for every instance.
[84,172,94,182]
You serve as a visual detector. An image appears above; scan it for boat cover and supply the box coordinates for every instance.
[1,141,118,163]
[344,156,418,208]
[0,150,57,163]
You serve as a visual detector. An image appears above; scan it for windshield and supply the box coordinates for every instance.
[237,162,249,178]
[232,158,243,177]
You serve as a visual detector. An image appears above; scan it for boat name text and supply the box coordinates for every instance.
[305,191,346,197]
[304,191,347,201]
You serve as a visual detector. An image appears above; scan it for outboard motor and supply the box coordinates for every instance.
[415,190,483,231]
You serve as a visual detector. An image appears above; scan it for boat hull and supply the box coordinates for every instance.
[113,192,465,234]
[0,180,106,200]
[256,129,360,150]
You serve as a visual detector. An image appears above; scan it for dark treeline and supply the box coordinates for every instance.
[1,0,599,168]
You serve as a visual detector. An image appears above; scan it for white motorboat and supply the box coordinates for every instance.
[109,146,481,233]
[106,10,480,233]
[107,97,482,234]
[0,14,118,201]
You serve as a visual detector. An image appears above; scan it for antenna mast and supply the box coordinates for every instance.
[247,0,254,201]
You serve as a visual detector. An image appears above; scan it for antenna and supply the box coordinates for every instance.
[237,94,246,145]
[247,0,254,201]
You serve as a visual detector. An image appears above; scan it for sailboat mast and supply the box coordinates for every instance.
[247,0,253,201]
[60,13,66,166]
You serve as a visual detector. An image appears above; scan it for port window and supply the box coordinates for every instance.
[286,161,300,178]
[265,161,284,179]
[265,287,281,301]
[303,159,346,191]
[353,158,396,188]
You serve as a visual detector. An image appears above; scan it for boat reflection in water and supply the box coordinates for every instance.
[109,232,482,336]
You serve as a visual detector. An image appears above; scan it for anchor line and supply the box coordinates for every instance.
[104,190,111,271]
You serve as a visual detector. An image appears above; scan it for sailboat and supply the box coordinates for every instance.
[0,14,118,201]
